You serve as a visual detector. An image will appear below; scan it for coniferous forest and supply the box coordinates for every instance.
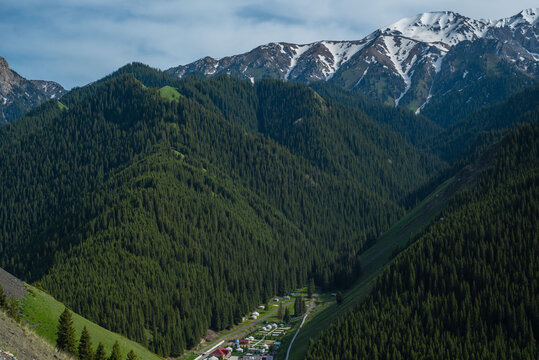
[0,62,537,358]
[306,123,538,359]
[0,66,445,355]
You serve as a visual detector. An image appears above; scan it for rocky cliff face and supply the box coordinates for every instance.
[0,56,65,124]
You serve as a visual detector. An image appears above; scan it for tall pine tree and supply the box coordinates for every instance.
[278,301,284,320]
[95,343,106,360]
[308,279,315,298]
[284,307,291,323]
[109,341,122,360]
[57,308,76,354]
[78,326,93,360]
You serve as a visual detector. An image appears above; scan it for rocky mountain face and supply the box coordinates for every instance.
[0,56,65,124]
[166,9,538,113]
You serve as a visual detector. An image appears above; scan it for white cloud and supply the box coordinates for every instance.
[0,0,535,88]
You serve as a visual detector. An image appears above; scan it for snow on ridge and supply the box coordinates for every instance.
[382,36,418,78]
[380,10,490,45]
[382,36,418,105]
[205,60,219,75]
[319,41,369,79]
[495,8,539,29]
[285,44,312,80]
[354,67,369,87]
[432,52,446,73]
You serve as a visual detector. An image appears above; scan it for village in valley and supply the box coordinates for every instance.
[190,283,335,360]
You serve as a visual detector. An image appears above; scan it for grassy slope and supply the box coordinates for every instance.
[282,176,455,360]
[159,85,181,102]
[21,285,162,360]
[0,309,74,360]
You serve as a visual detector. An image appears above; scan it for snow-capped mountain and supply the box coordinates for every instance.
[0,56,65,124]
[166,9,538,112]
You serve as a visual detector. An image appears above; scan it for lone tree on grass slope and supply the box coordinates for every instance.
[57,308,76,354]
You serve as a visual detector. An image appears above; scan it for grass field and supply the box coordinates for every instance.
[21,285,162,360]
[57,101,68,110]
[159,86,182,102]
[284,176,455,360]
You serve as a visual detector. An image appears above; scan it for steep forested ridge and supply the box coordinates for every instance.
[0,67,444,356]
[308,82,442,146]
[306,123,539,359]
[420,64,536,128]
[423,85,539,163]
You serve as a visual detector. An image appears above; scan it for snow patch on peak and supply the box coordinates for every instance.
[382,36,418,105]
[432,52,446,73]
[285,44,312,80]
[381,11,489,45]
[319,41,369,79]
[495,8,539,29]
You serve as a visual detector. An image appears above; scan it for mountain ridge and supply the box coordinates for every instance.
[0,56,65,124]
[166,8,538,112]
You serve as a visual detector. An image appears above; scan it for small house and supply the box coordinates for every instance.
[209,347,231,359]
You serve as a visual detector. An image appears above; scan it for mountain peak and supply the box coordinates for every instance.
[0,56,9,69]
[379,10,489,45]
[495,8,539,29]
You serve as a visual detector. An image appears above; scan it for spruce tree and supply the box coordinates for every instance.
[0,284,7,310]
[126,350,137,360]
[78,326,93,360]
[95,343,106,360]
[294,296,305,316]
[308,278,315,298]
[336,291,343,305]
[284,307,291,323]
[278,301,284,320]
[109,341,122,360]
[57,308,76,354]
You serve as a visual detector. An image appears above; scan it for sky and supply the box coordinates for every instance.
[1,0,536,88]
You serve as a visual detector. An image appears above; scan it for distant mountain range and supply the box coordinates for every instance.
[0,56,65,124]
[167,8,538,111]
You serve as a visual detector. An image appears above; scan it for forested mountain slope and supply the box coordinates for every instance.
[0,68,443,356]
[308,82,441,146]
[306,123,539,359]
[424,85,539,163]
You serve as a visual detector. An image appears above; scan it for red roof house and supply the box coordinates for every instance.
[210,347,231,359]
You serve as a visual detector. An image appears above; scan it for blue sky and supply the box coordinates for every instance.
[1,0,535,88]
